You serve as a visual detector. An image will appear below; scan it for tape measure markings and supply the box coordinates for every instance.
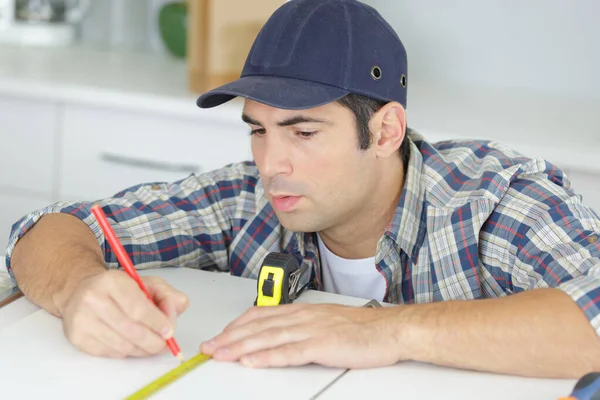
[124,352,212,400]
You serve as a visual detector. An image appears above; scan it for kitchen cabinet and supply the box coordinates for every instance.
[59,103,251,201]
[0,94,57,195]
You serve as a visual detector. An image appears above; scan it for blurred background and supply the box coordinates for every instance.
[0,0,599,284]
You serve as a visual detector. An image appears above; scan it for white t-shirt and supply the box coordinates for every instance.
[317,233,386,301]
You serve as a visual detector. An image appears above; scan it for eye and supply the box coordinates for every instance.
[296,130,317,138]
[249,128,266,136]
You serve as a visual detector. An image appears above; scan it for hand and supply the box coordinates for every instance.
[199,303,405,369]
[60,269,189,359]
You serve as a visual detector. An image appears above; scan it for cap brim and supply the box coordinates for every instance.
[196,75,350,110]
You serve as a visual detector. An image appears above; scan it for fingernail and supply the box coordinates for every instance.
[200,340,216,355]
[241,355,255,367]
[214,347,229,358]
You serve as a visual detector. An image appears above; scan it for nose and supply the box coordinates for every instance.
[254,131,293,178]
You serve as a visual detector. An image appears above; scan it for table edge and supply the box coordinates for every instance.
[0,287,23,309]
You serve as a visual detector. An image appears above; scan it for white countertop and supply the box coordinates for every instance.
[0,43,598,172]
[0,43,243,121]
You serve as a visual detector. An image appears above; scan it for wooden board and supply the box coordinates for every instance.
[187,0,285,93]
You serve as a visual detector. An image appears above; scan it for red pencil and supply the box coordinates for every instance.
[90,204,184,362]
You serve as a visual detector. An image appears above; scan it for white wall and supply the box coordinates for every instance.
[362,0,600,215]
[364,0,600,99]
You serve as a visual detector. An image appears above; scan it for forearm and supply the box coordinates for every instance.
[10,213,106,317]
[399,288,600,378]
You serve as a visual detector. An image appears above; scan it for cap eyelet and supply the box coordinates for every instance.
[400,74,407,88]
[371,66,382,80]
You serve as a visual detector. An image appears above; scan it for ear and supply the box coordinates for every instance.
[369,102,406,158]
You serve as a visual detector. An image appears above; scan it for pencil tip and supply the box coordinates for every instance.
[176,353,184,362]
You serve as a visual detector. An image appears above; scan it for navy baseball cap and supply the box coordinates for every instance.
[196,0,408,110]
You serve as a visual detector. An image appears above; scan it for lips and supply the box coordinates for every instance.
[271,195,302,212]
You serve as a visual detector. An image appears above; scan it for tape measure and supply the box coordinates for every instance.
[254,252,308,306]
[124,352,211,399]
[123,252,305,399]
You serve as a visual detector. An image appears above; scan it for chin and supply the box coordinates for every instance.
[275,212,323,233]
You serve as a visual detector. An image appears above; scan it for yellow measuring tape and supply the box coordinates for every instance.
[124,352,212,400]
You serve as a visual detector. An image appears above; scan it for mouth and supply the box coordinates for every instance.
[270,194,303,212]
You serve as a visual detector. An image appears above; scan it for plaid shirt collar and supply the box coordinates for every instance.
[384,136,428,264]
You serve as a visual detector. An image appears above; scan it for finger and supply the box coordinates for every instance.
[103,296,167,355]
[88,285,167,355]
[110,278,174,341]
[223,303,307,331]
[202,305,314,354]
[240,340,317,368]
[208,327,311,362]
[65,291,133,359]
[203,312,309,354]
[93,318,151,358]
[74,274,168,356]
[76,335,127,359]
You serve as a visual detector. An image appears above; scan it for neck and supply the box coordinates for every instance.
[319,158,405,259]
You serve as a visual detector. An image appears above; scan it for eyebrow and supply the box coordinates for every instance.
[241,113,332,127]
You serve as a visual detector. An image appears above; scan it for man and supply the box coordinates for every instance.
[5,0,600,379]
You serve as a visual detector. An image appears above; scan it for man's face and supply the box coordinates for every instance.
[244,99,381,233]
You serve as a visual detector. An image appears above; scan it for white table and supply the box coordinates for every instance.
[0,288,37,329]
[0,268,578,399]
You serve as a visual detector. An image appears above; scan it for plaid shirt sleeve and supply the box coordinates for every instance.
[4,162,260,281]
[493,169,600,334]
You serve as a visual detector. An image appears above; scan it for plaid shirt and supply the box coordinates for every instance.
[5,130,600,335]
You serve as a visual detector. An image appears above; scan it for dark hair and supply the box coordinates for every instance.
[336,93,410,167]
